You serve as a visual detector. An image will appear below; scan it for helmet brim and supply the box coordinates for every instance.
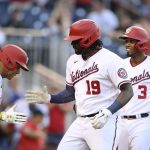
[64,35,82,41]
[118,35,140,42]
[21,65,29,71]
[17,63,29,71]
[118,35,128,39]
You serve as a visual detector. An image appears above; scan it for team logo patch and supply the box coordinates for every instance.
[125,27,132,34]
[117,68,128,79]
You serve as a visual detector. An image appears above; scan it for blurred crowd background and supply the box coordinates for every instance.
[0,0,149,150]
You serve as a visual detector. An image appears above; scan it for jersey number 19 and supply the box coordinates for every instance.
[86,80,100,95]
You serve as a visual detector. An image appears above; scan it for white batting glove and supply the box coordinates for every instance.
[90,108,112,129]
[0,103,27,124]
[25,86,50,104]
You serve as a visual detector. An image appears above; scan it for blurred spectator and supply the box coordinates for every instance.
[104,9,134,40]
[11,98,31,150]
[116,9,133,31]
[0,1,10,27]
[6,7,24,28]
[30,103,49,130]
[10,0,31,3]
[0,30,6,46]
[137,16,150,33]
[87,0,119,34]
[48,0,76,35]
[9,0,32,9]
[45,104,73,150]
[110,0,141,17]
[0,122,15,150]
[2,76,24,106]
[86,0,121,56]
[17,109,45,150]
[0,77,29,150]
[35,0,49,7]
[76,0,92,16]
[77,0,92,4]
[139,0,150,19]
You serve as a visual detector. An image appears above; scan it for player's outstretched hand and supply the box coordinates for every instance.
[89,108,112,129]
[25,86,50,104]
[0,103,27,124]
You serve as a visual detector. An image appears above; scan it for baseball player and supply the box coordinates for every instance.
[25,19,133,150]
[0,44,29,124]
[118,26,150,150]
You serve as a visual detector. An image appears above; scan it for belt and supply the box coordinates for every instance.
[81,112,99,118]
[122,113,149,120]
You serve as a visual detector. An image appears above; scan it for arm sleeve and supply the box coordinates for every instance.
[66,56,73,86]
[51,85,75,103]
[107,57,131,89]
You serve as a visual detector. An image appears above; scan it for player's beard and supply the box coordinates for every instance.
[74,49,82,55]
[5,73,16,80]
[127,51,131,57]
[126,50,137,58]
[74,46,86,55]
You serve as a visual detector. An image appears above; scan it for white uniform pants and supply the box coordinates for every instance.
[57,115,121,150]
[118,116,150,150]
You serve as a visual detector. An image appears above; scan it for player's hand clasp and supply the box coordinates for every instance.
[25,86,50,104]
[89,108,112,129]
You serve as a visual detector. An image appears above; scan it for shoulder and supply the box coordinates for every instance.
[67,54,78,62]
[102,48,122,61]
[146,56,150,61]
[144,56,150,65]
[66,54,80,66]
[123,57,130,63]
[102,10,118,18]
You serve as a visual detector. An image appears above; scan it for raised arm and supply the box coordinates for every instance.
[25,85,75,104]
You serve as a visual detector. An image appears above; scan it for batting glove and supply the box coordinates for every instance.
[0,103,27,124]
[25,86,50,104]
[90,108,112,129]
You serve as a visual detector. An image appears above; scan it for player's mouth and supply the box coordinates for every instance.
[126,46,132,52]
[126,48,130,52]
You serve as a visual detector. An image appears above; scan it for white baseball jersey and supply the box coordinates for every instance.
[66,48,130,116]
[121,56,150,115]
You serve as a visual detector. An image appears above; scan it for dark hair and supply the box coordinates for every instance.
[81,39,103,60]
[88,39,103,51]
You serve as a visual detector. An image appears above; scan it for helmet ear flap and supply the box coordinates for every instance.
[135,41,144,52]
[80,36,90,48]
[135,38,150,55]
[6,57,16,69]
[0,51,17,70]
[80,31,100,48]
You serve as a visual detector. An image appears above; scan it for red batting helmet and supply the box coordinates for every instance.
[64,19,100,48]
[0,44,29,71]
[119,26,150,53]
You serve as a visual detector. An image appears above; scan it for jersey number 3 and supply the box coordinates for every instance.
[86,80,100,95]
[138,85,147,99]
